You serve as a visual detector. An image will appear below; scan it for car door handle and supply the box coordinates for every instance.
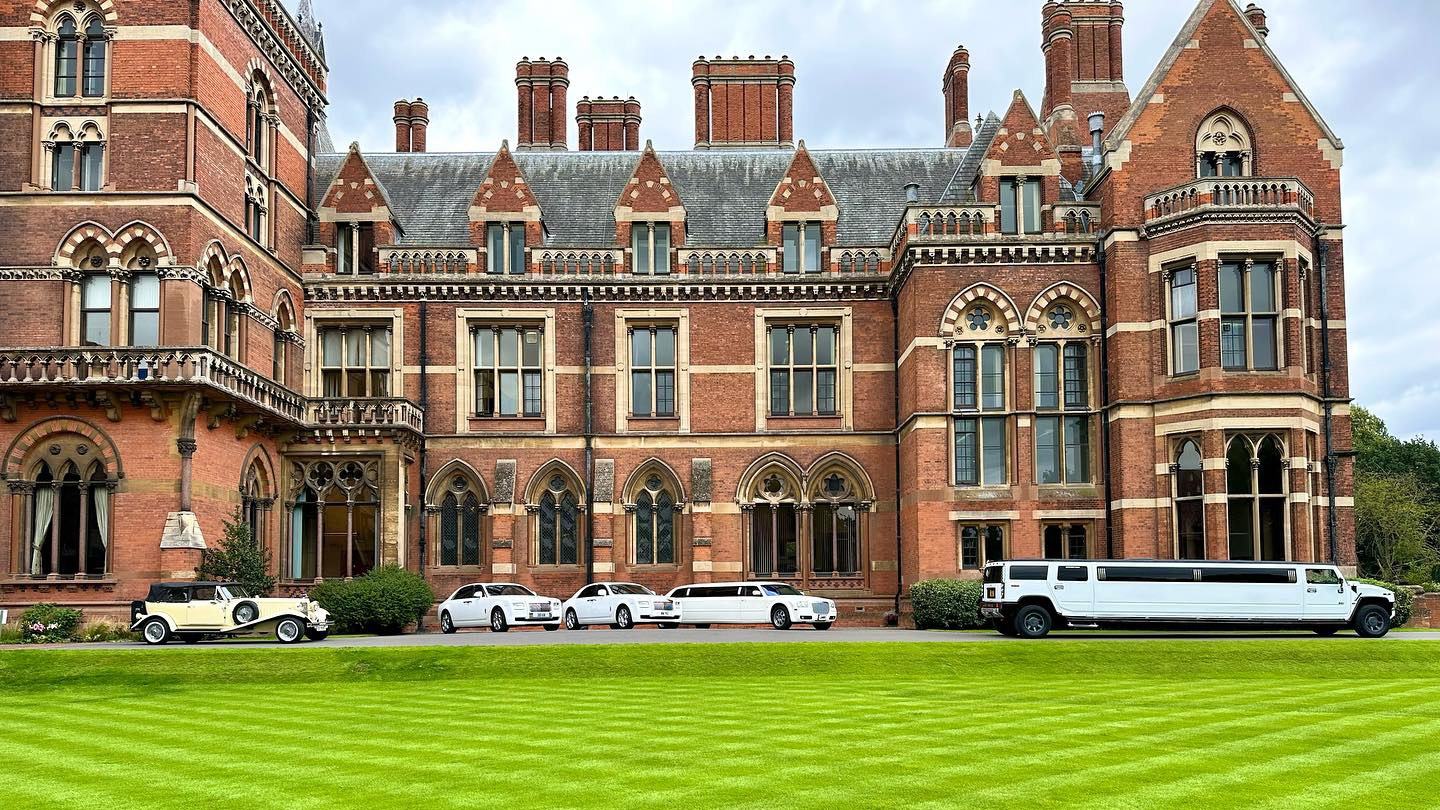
[1306,588,1317,593]
[1053,584,1064,590]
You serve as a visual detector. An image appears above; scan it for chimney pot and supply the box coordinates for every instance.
[693,55,796,148]
[393,99,413,152]
[903,182,920,203]
[1244,3,1269,37]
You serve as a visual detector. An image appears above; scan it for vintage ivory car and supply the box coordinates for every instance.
[130,581,331,645]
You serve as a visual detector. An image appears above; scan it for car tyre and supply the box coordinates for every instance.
[232,601,259,625]
[141,618,170,646]
[275,617,305,644]
[771,605,793,630]
[543,623,560,631]
[564,609,581,630]
[616,605,634,630]
[1352,604,1391,638]
[305,629,330,641]
[812,621,833,630]
[490,608,509,633]
[1312,626,1340,636]
[1013,605,1052,639]
[439,611,457,635]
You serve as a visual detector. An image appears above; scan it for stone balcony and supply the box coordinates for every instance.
[0,347,306,423]
[305,397,425,433]
[1143,177,1315,228]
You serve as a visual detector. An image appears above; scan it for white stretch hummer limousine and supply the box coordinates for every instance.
[978,560,1397,639]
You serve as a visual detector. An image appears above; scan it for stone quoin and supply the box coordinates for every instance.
[0,0,1352,623]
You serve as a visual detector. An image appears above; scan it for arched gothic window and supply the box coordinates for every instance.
[241,459,273,552]
[747,468,800,577]
[630,472,678,566]
[1033,300,1093,486]
[14,434,114,578]
[810,470,862,577]
[246,79,272,169]
[534,473,580,566]
[1226,434,1287,561]
[951,302,1007,486]
[47,121,104,191]
[50,11,107,99]
[286,459,380,580]
[1173,438,1205,559]
[272,297,295,386]
[1196,111,1252,178]
[436,473,485,567]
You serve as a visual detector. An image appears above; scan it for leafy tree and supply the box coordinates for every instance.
[1354,472,1438,583]
[195,506,277,596]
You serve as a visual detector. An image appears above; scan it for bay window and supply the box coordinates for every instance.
[1220,259,1279,371]
[952,335,1007,486]
[319,325,391,398]
[1168,264,1199,374]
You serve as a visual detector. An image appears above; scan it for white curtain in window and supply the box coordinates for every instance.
[93,484,109,550]
[31,486,54,573]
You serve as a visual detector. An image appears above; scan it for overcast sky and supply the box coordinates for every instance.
[303,0,1440,441]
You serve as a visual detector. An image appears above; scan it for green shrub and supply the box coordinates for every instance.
[77,620,137,643]
[0,625,23,644]
[196,506,277,596]
[19,603,84,643]
[1354,579,1413,627]
[908,579,985,630]
[310,565,435,635]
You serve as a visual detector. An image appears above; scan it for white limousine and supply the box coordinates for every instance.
[666,582,838,630]
[978,560,1397,639]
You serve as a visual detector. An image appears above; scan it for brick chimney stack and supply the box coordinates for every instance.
[1040,1,1130,138]
[408,97,429,152]
[516,57,569,150]
[942,45,972,147]
[393,99,412,152]
[576,96,642,151]
[692,55,795,149]
[1244,3,1268,37]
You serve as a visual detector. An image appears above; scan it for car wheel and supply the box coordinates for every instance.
[232,601,259,625]
[543,624,560,631]
[1352,605,1391,638]
[770,605,793,630]
[275,617,305,644]
[812,621,833,630]
[615,605,635,630]
[565,609,580,630]
[994,619,1019,637]
[658,622,678,629]
[490,608,509,633]
[1312,626,1340,636]
[305,629,329,642]
[141,619,170,645]
[440,611,456,635]
[1013,605,1052,639]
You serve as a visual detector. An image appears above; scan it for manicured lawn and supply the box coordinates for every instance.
[2,642,1438,809]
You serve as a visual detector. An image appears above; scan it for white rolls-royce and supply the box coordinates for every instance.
[437,582,562,633]
[561,582,682,629]
[666,581,837,630]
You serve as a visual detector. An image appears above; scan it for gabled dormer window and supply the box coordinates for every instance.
[334,223,375,275]
[486,222,526,275]
[632,222,671,275]
[1196,112,1252,178]
[782,222,822,273]
[999,177,1041,235]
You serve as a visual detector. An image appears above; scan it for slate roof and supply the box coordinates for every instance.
[314,119,1002,248]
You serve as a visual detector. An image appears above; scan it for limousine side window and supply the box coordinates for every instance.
[1305,568,1342,586]
[1197,567,1295,584]
[1058,566,1088,582]
[1009,565,1049,580]
[1098,566,1197,582]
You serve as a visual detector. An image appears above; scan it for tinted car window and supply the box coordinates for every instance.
[671,587,689,598]
[611,584,651,595]
[1009,565,1049,581]
[159,587,190,603]
[1100,566,1196,582]
[1198,567,1296,584]
[192,586,217,600]
[761,584,804,596]
[451,586,473,600]
[1306,568,1342,585]
[488,584,534,596]
[1058,566,1089,582]
[983,565,1004,584]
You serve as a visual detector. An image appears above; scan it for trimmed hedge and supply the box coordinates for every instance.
[309,565,435,635]
[909,579,986,630]
[19,603,84,643]
[1355,579,1413,627]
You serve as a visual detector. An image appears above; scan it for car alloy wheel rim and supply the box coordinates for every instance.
[1365,613,1383,634]
[1024,615,1044,634]
[773,609,785,627]
[442,615,452,632]
[279,622,299,642]
[145,623,165,642]
[566,612,577,629]
[492,613,502,631]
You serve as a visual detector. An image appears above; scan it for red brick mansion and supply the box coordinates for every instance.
[0,0,1352,620]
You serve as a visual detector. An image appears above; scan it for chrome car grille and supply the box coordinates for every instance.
[813,601,830,614]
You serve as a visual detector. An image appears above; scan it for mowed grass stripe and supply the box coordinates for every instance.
[2,642,1439,810]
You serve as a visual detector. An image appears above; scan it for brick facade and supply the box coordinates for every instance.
[0,0,1354,622]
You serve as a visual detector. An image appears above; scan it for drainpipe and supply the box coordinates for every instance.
[1316,236,1338,564]
[416,296,429,627]
[1097,236,1114,559]
[582,288,595,584]
[890,283,904,614]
